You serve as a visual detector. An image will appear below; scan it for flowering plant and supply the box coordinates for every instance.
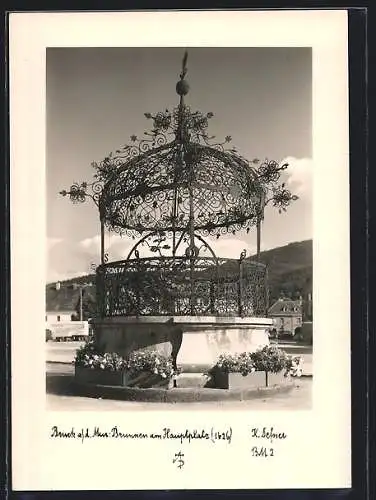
[126,350,177,380]
[74,338,101,366]
[74,339,128,371]
[214,345,303,378]
[215,352,256,376]
[74,340,178,380]
[251,345,290,373]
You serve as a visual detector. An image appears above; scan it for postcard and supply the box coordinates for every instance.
[9,10,350,491]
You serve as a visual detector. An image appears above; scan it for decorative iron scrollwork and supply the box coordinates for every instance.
[60,51,297,320]
[60,180,103,208]
[97,256,268,318]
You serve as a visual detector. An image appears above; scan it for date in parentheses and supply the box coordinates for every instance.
[251,446,274,458]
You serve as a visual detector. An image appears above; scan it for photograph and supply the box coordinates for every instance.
[10,10,351,491]
[46,47,313,411]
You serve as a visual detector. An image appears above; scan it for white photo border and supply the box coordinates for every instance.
[9,10,350,491]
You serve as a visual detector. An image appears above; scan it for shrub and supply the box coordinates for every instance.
[251,345,289,373]
[127,350,176,379]
[74,340,177,380]
[74,337,102,364]
[214,345,303,378]
[74,338,127,371]
[216,352,255,376]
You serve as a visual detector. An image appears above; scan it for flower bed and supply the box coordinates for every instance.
[212,345,303,389]
[73,340,303,391]
[74,339,177,388]
[75,365,128,386]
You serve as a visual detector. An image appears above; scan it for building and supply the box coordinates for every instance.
[268,297,303,336]
[46,310,76,324]
[45,281,95,324]
[45,282,78,325]
[45,282,95,340]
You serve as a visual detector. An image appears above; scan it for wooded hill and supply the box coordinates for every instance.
[46,239,313,317]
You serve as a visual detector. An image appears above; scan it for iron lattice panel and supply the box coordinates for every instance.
[96,256,268,318]
[99,141,263,238]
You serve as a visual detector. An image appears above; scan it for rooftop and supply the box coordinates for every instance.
[268,298,302,316]
[46,284,95,312]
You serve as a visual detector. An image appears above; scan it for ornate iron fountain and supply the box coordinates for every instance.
[59,50,302,398]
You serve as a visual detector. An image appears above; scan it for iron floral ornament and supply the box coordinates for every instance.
[59,179,103,208]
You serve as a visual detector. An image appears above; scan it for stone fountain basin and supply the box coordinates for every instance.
[92,315,273,373]
[74,314,290,400]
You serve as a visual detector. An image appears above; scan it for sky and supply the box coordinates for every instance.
[46,47,312,283]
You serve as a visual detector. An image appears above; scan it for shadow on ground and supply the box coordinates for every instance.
[46,373,77,397]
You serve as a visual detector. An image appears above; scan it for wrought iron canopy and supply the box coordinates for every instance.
[96,52,269,239]
[60,51,299,319]
[99,141,265,237]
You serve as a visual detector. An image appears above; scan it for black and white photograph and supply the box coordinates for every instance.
[46,47,313,410]
[45,46,313,411]
[10,10,351,491]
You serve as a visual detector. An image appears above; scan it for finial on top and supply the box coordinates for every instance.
[176,50,190,96]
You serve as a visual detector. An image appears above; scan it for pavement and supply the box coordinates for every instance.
[46,362,312,411]
[45,340,312,411]
[46,341,313,376]
[46,341,84,364]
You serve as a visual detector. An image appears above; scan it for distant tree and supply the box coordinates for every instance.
[74,288,97,320]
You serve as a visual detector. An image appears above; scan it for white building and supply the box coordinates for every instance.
[268,298,303,336]
[45,281,77,327]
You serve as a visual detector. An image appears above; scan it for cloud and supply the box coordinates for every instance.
[47,155,313,283]
[282,157,313,199]
[47,269,88,284]
[47,234,124,282]
[79,233,256,262]
[79,235,101,251]
[208,236,256,259]
[77,233,136,261]
[107,234,134,260]
[47,237,93,283]
[47,232,260,283]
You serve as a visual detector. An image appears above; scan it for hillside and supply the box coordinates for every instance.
[256,239,312,302]
[46,239,312,313]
